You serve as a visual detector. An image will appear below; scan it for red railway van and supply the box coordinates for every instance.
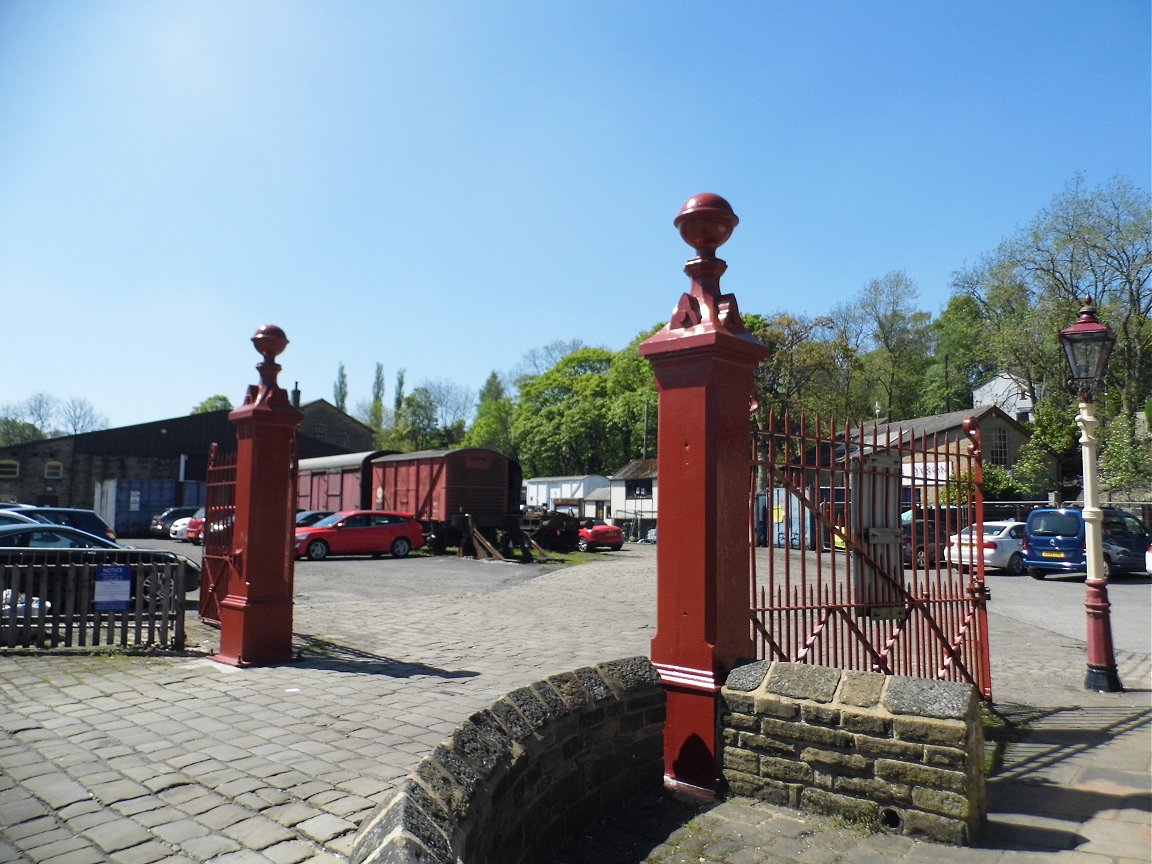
[370,448,514,522]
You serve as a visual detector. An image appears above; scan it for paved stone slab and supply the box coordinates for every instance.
[0,547,1148,864]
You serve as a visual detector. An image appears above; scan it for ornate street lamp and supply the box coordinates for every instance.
[1058,296,1122,692]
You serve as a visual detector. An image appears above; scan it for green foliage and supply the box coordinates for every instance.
[463,372,515,455]
[0,417,44,446]
[333,363,348,411]
[191,395,233,414]
[1007,403,1076,497]
[980,463,1023,500]
[1099,413,1152,498]
[511,340,655,477]
[369,363,385,440]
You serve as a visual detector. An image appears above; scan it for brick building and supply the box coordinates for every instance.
[0,400,373,510]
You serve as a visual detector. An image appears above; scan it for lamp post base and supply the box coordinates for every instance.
[1085,664,1123,693]
[1083,578,1123,693]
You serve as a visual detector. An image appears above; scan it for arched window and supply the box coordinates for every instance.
[0,459,18,479]
[44,461,64,480]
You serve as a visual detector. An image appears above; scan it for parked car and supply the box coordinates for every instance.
[0,510,40,527]
[0,524,202,593]
[901,520,948,567]
[944,521,1026,574]
[185,509,206,545]
[577,519,624,552]
[21,508,117,542]
[294,510,425,561]
[295,510,334,527]
[1022,507,1151,580]
[169,517,193,541]
[148,506,200,538]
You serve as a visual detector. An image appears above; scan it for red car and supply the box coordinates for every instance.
[185,508,206,545]
[577,519,624,552]
[294,510,425,561]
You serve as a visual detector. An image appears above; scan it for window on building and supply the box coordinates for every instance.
[625,479,652,498]
[44,461,63,480]
[0,460,18,479]
[311,423,327,440]
[989,427,1010,467]
[336,433,348,447]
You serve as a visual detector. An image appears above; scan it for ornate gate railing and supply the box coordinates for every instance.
[199,443,237,624]
[750,412,992,698]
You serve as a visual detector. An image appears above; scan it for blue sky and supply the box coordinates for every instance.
[1,1,1148,429]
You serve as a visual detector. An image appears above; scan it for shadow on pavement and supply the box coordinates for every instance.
[292,632,479,679]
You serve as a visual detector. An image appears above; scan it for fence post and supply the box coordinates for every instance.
[214,325,303,667]
[639,194,770,795]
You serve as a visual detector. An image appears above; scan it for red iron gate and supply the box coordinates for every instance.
[750,412,992,698]
[199,444,237,624]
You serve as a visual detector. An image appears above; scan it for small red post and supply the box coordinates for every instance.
[639,194,770,795]
[213,324,303,667]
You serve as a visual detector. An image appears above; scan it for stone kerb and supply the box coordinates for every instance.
[351,656,665,864]
[721,661,986,845]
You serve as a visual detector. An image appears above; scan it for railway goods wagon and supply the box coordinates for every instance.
[296,451,389,512]
[370,448,522,553]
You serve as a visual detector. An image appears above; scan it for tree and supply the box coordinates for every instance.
[0,417,44,447]
[513,339,585,385]
[369,363,386,444]
[1099,413,1152,500]
[192,395,234,414]
[510,339,658,477]
[746,312,838,420]
[21,393,57,432]
[464,372,515,455]
[919,294,995,415]
[59,398,107,435]
[395,387,438,450]
[423,379,474,433]
[956,175,1151,439]
[1018,175,1151,427]
[858,271,932,421]
[393,369,406,416]
[333,363,348,412]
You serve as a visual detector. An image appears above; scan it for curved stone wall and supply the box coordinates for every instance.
[351,656,665,864]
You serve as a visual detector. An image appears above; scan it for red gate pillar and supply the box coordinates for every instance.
[639,194,770,796]
[214,324,303,667]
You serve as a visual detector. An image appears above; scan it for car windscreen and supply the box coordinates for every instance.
[1029,514,1081,536]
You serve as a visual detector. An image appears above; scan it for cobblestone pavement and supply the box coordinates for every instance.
[1,545,1149,863]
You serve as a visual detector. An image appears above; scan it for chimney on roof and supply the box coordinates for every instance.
[291,382,301,408]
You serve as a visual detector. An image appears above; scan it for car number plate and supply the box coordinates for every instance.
[1041,551,1064,558]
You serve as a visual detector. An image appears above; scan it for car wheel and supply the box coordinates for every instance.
[391,537,412,558]
[1028,568,1046,580]
[1006,553,1023,575]
[1100,556,1112,579]
[306,540,329,561]
[915,548,926,568]
[608,544,622,551]
[577,537,590,552]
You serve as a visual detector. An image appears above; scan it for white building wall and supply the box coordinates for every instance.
[523,476,611,513]
[973,373,1035,422]
[609,481,659,536]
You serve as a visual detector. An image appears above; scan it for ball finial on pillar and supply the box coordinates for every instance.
[674,193,739,257]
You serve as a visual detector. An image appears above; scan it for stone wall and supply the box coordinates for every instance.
[721,661,985,845]
[351,656,665,864]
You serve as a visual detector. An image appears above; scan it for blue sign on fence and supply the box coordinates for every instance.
[93,566,132,612]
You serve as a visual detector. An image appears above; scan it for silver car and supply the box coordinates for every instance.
[944,521,1026,574]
